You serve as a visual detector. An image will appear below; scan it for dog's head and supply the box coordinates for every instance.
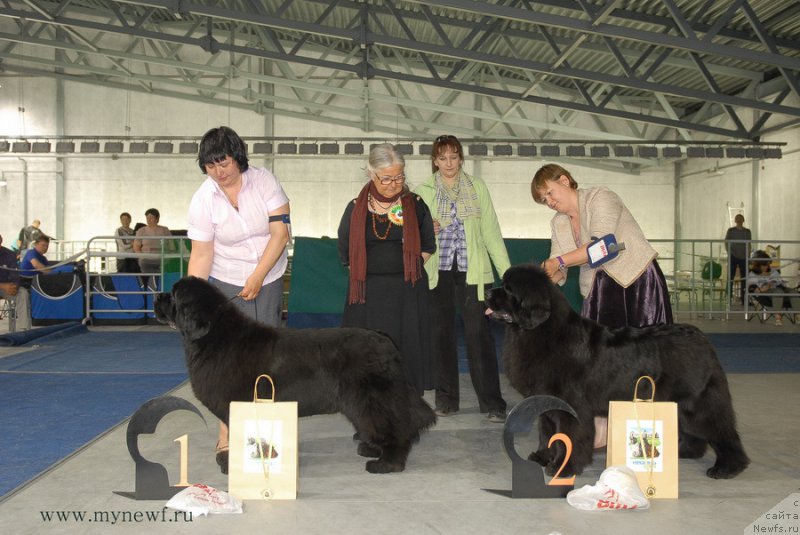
[485,264,553,330]
[154,276,230,341]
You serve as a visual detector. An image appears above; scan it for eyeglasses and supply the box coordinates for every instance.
[435,135,457,142]
[372,172,406,185]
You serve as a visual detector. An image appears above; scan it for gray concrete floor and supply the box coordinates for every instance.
[0,317,798,534]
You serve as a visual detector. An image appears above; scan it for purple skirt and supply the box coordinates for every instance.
[581,260,673,329]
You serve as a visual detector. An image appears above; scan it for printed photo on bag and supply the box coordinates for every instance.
[625,420,664,473]
[243,419,284,474]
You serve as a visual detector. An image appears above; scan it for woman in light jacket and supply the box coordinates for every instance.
[415,135,510,422]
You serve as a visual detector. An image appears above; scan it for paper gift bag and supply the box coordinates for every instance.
[228,374,298,500]
[607,376,678,499]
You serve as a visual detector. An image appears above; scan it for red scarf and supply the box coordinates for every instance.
[348,181,422,304]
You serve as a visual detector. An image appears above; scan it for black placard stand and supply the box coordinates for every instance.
[484,395,578,499]
[114,396,206,500]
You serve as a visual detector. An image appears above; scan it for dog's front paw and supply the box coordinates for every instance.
[215,449,229,475]
[527,450,550,467]
[365,459,405,473]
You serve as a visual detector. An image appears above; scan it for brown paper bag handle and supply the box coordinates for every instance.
[253,374,276,403]
[633,375,656,402]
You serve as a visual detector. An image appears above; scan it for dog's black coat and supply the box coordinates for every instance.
[154,276,436,474]
[486,265,749,479]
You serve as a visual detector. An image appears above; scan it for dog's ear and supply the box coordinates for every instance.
[173,285,212,341]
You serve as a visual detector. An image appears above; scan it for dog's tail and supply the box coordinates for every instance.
[408,388,437,433]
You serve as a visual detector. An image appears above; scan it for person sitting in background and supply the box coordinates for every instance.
[115,212,139,273]
[20,235,54,279]
[133,208,172,274]
[0,233,31,330]
[746,250,800,326]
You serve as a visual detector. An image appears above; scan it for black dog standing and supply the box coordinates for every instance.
[486,265,749,479]
[154,276,436,474]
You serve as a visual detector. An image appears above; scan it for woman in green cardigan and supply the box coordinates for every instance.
[415,135,511,422]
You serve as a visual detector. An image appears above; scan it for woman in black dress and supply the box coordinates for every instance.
[337,143,436,395]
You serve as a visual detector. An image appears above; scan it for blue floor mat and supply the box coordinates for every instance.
[0,331,187,498]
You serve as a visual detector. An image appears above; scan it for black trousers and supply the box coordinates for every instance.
[431,267,506,413]
[728,256,746,303]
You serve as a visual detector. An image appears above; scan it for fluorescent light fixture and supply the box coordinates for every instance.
[299,143,318,155]
[395,144,413,155]
[540,145,560,157]
[154,142,173,154]
[468,144,488,156]
[614,146,634,157]
[56,142,76,153]
[81,142,100,153]
[179,142,198,154]
[129,142,148,153]
[32,142,52,153]
[638,146,658,158]
[344,143,364,155]
[565,145,585,157]
[319,143,339,155]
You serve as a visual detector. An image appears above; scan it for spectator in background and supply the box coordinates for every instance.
[724,214,751,305]
[0,233,30,330]
[17,219,42,252]
[115,212,139,273]
[747,250,800,326]
[133,208,172,274]
[20,235,54,278]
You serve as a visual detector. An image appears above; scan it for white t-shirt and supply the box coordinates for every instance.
[187,166,290,286]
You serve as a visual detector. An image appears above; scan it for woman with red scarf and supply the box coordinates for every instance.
[337,143,437,395]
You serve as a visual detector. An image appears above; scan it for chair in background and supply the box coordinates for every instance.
[0,295,17,331]
[700,258,725,305]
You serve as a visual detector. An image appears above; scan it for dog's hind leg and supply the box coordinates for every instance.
[681,387,750,479]
[678,431,707,459]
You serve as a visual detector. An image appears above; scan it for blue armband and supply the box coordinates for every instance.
[268,214,291,224]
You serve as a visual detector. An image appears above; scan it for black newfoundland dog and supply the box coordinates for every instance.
[154,276,436,474]
[485,265,749,479]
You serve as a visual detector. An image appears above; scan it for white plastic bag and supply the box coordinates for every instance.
[165,484,243,517]
[566,466,650,511]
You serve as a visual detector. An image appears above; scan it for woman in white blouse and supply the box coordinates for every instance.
[187,126,291,473]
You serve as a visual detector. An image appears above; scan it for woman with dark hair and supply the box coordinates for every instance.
[337,143,436,395]
[415,135,510,422]
[187,125,291,472]
[746,250,799,326]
